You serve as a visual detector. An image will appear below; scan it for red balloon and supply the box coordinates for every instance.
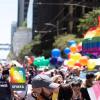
[30,56,34,62]
[74,62,81,67]
[67,53,73,59]
[77,43,82,52]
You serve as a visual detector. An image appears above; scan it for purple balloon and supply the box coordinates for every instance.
[50,57,57,65]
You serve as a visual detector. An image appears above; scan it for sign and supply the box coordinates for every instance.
[10,67,26,91]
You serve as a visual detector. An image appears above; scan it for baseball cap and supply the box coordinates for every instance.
[32,74,60,89]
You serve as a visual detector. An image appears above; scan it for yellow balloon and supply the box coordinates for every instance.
[70,53,81,61]
[87,59,96,71]
[67,59,75,68]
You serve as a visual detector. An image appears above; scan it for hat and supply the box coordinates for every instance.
[86,73,95,79]
[32,74,60,89]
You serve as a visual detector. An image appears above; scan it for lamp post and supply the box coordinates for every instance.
[45,20,59,36]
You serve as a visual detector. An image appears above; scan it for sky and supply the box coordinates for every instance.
[0,0,17,59]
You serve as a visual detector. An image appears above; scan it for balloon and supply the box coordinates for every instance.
[33,57,50,67]
[63,60,68,66]
[68,40,76,46]
[79,56,88,66]
[70,53,81,61]
[67,59,75,68]
[64,48,70,55]
[57,57,64,65]
[51,48,61,58]
[87,59,96,71]
[67,53,73,59]
[42,59,50,66]
[77,42,82,52]
[50,57,57,65]
[28,58,33,65]
[74,62,82,67]
[70,45,77,53]
[57,57,64,62]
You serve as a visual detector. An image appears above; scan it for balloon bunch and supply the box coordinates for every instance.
[64,40,82,55]
[51,49,64,67]
[63,40,96,71]
[33,56,50,68]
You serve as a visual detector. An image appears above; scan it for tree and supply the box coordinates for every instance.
[77,8,100,35]
[53,34,83,51]
[18,42,33,60]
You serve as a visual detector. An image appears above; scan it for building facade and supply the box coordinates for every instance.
[27,0,33,29]
[13,28,32,57]
[11,22,17,53]
[17,0,30,27]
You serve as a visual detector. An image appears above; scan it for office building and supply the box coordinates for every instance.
[13,28,32,57]
[17,0,30,27]
[11,22,17,53]
[27,0,33,29]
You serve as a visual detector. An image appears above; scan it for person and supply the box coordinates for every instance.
[0,65,3,79]
[58,83,73,100]
[32,74,60,100]
[52,75,64,84]
[84,72,95,88]
[0,70,12,100]
[71,81,82,100]
[80,73,95,100]
[26,84,35,100]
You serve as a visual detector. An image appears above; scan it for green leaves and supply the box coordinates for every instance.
[77,8,100,34]
[53,34,83,51]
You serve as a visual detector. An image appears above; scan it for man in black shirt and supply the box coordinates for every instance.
[0,70,12,100]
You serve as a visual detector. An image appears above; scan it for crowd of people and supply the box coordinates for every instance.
[0,63,100,100]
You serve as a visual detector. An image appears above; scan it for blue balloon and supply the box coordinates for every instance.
[51,48,61,58]
[64,47,70,55]
[68,40,76,46]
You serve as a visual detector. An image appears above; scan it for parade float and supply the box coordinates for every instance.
[82,16,100,57]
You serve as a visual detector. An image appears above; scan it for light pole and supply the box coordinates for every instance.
[45,20,59,36]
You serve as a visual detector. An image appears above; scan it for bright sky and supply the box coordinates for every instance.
[0,0,17,59]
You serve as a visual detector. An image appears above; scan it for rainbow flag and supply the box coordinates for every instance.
[87,81,100,100]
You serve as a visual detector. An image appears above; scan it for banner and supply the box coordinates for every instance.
[87,81,100,100]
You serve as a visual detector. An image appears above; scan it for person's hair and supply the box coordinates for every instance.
[2,70,9,75]
[71,80,82,87]
[58,83,73,100]
[86,73,95,79]
[54,70,58,75]
[50,72,54,77]
[58,71,65,80]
